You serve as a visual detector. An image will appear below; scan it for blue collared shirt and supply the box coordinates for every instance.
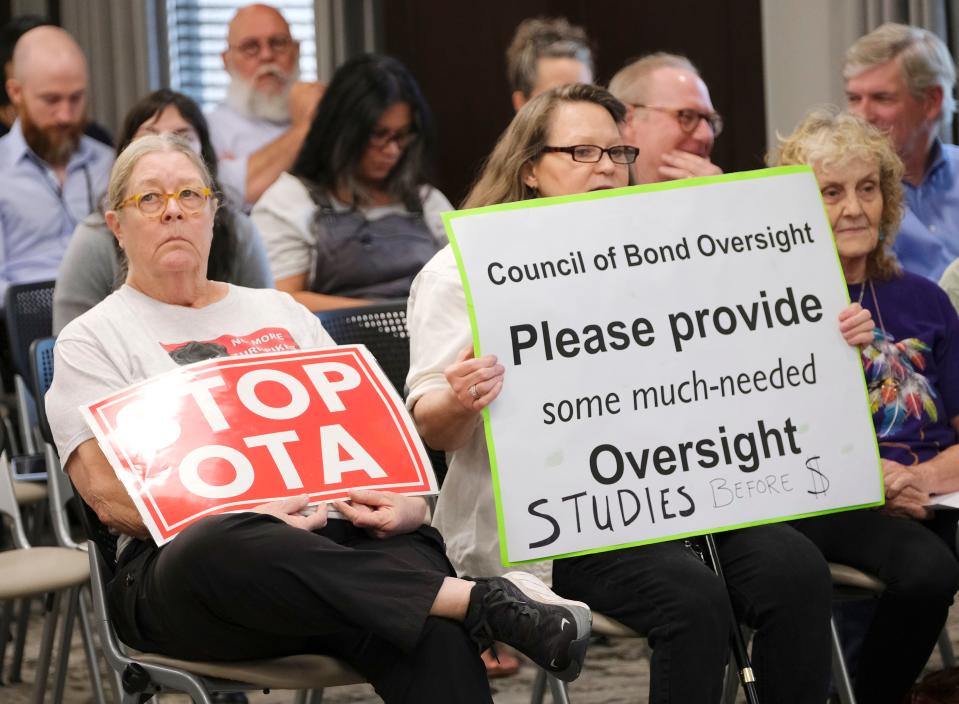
[206,103,287,209]
[0,120,113,299]
[893,139,959,282]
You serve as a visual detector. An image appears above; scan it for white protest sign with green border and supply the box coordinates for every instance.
[444,165,883,566]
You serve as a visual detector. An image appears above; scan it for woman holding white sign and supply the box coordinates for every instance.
[407,84,876,703]
[774,108,959,704]
[45,134,595,702]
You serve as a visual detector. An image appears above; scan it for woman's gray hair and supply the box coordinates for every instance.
[844,22,956,127]
[769,106,904,282]
[106,133,215,211]
[506,17,593,98]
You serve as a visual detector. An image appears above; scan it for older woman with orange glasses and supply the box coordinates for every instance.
[44,134,593,704]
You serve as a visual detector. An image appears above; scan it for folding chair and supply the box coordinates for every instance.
[1,286,55,685]
[29,335,111,704]
[4,280,55,473]
[0,428,91,704]
[83,535,364,704]
[35,335,367,702]
[317,300,410,393]
[317,301,448,484]
[829,562,956,704]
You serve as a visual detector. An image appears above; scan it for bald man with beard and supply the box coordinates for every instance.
[207,4,324,209]
[0,25,112,298]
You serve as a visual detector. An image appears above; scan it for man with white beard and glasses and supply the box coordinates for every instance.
[0,25,112,298]
[207,4,325,209]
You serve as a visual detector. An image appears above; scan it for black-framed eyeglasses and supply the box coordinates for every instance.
[541,144,639,164]
[369,127,418,149]
[230,35,296,58]
[630,104,724,137]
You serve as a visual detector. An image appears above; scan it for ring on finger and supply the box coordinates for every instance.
[468,384,480,400]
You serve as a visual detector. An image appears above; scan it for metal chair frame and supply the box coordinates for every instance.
[84,538,364,704]
[4,280,55,476]
[0,436,92,704]
[829,562,956,704]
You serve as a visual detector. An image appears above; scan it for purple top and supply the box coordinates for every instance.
[850,271,959,464]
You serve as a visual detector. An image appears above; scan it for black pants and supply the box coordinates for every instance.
[793,510,959,704]
[108,514,491,704]
[552,523,832,704]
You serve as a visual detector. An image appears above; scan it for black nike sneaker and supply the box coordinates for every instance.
[464,571,591,682]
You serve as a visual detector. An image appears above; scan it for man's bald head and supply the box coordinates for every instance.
[12,25,86,84]
[227,3,289,44]
[7,25,88,166]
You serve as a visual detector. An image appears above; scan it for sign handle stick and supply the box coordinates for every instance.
[704,533,761,704]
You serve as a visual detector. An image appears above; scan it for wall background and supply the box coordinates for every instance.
[2,1,956,201]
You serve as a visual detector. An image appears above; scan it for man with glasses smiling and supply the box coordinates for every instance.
[207,3,325,210]
[609,52,723,184]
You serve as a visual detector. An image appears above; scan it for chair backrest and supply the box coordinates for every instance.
[31,336,56,445]
[317,300,451,486]
[5,280,55,388]
[0,426,32,549]
[29,335,119,566]
[317,301,409,394]
[31,336,73,545]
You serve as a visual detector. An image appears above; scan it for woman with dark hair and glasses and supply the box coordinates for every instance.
[52,88,272,333]
[252,53,452,311]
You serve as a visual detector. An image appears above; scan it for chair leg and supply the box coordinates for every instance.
[0,599,12,683]
[938,627,957,669]
[721,651,740,704]
[3,413,20,456]
[546,673,571,704]
[31,592,62,704]
[51,586,79,704]
[77,588,110,704]
[530,667,547,704]
[9,596,31,682]
[830,615,857,704]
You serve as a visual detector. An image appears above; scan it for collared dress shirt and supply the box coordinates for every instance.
[0,120,113,299]
[893,139,959,282]
[206,103,288,209]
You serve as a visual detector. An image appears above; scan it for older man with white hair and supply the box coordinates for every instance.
[0,24,112,298]
[845,23,958,281]
[206,3,324,209]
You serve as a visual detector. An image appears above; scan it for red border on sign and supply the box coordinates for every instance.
[82,346,436,544]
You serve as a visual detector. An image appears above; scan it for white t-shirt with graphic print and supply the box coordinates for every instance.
[48,284,335,467]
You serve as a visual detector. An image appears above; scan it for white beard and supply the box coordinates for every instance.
[224,63,299,124]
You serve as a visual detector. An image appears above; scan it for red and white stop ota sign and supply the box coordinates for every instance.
[82,346,437,545]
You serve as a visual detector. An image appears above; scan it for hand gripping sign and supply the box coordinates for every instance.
[444,166,883,565]
[82,346,436,545]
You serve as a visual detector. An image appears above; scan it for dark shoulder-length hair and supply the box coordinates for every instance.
[291,53,435,212]
[114,89,238,282]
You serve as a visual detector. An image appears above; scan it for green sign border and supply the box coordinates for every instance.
[443,165,884,566]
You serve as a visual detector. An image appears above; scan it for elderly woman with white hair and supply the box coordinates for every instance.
[44,133,593,703]
[773,108,959,704]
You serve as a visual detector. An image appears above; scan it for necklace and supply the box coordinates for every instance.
[858,278,887,336]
